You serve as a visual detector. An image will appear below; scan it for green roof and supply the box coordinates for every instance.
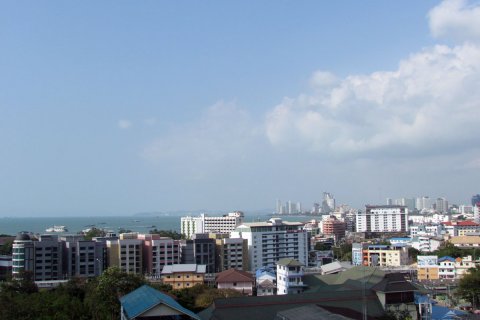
[198,290,384,320]
[276,258,303,267]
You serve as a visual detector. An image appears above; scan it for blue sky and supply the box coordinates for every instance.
[1,0,479,216]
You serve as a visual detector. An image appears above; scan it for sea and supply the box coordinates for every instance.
[0,214,315,236]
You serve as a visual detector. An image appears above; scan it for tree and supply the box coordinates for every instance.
[0,238,13,255]
[195,288,244,309]
[456,266,480,309]
[82,227,106,240]
[149,229,183,240]
[408,247,420,263]
[84,267,145,320]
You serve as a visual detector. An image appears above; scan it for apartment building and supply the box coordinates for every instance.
[442,221,480,236]
[230,218,308,271]
[106,233,143,274]
[139,234,181,276]
[362,244,409,267]
[320,216,346,242]
[181,212,244,239]
[62,235,105,278]
[161,264,206,289]
[356,205,408,233]
[417,256,439,281]
[12,233,35,279]
[276,258,306,295]
[180,234,216,274]
[215,237,248,272]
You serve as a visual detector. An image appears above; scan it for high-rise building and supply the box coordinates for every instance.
[322,192,335,213]
[356,205,408,233]
[230,218,308,271]
[472,194,480,206]
[321,216,346,242]
[416,196,432,211]
[435,197,449,213]
[475,203,480,224]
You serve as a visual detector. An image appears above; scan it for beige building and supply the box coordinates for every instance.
[416,256,439,281]
[449,235,480,248]
[106,233,143,274]
[161,264,206,289]
[215,237,249,272]
[363,244,409,267]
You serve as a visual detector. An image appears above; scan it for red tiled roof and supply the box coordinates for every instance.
[216,269,254,283]
[442,221,479,226]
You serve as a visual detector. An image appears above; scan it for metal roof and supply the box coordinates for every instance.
[120,285,200,320]
[161,264,206,274]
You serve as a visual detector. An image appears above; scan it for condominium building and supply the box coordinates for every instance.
[230,218,308,271]
[106,234,143,274]
[161,264,206,289]
[356,205,408,233]
[138,234,181,276]
[320,216,346,242]
[12,233,35,279]
[62,235,105,278]
[180,234,216,274]
[181,212,244,239]
[215,237,248,272]
[32,235,63,281]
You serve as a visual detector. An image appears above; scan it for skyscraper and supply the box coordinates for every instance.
[472,194,480,206]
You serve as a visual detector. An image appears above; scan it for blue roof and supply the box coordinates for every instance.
[120,285,200,320]
[438,256,456,262]
[431,305,466,320]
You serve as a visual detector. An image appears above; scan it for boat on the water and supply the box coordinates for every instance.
[45,225,68,232]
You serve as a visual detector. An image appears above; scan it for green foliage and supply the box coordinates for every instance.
[432,242,479,259]
[314,242,332,251]
[195,288,244,309]
[149,228,183,240]
[333,243,352,261]
[85,267,146,320]
[408,247,420,262]
[82,227,106,240]
[0,238,14,255]
[456,266,480,309]
[117,228,133,234]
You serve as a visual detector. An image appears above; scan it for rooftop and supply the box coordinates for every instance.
[162,264,206,274]
[216,269,254,283]
[276,258,304,267]
[120,285,200,320]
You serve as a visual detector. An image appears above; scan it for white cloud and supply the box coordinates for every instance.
[118,119,132,129]
[429,0,480,42]
[265,42,480,157]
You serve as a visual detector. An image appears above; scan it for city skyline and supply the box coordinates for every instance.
[1,0,480,216]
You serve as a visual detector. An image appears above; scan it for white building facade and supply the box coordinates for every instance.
[356,205,408,233]
[230,218,308,271]
[181,212,244,239]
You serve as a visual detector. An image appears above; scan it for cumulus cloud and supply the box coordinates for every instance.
[118,119,132,129]
[429,0,480,42]
[265,1,480,158]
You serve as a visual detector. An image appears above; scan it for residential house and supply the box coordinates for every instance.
[216,269,255,295]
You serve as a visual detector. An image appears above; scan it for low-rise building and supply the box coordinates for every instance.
[276,258,306,295]
[438,256,456,279]
[417,256,439,281]
[449,235,480,248]
[161,264,206,289]
[442,221,480,236]
[363,244,409,267]
[215,269,255,295]
[255,266,276,296]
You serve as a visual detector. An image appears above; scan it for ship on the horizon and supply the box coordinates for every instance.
[45,225,68,233]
